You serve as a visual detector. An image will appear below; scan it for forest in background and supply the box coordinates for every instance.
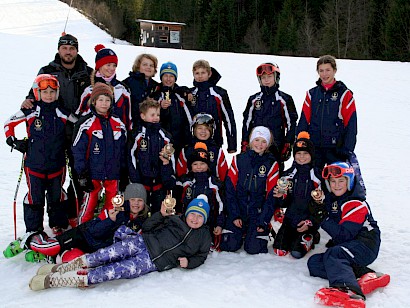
[61,0,409,61]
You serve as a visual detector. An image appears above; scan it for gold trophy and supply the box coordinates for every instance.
[165,90,170,101]
[277,177,293,194]
[112,194,125,211]
[164,194,176,215]
[161,143,175,160]
[311,188,325,204]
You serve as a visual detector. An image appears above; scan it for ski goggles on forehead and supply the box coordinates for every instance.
[36,79,59,90]
[296,140,308,148]
[322,165,354,179]
[58,39,78,46]
[194,113,214,124]
[256,64,280,76]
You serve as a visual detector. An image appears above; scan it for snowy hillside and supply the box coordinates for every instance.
[0,0,409,307]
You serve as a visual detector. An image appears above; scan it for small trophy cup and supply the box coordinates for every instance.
[112,194,125,211]
[311,188,325,204]
[277,177,293,194]
[165,91,170,101]
[164,194,176,215]
[162,143,175,160]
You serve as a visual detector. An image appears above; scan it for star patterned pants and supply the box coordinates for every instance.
[85,234,157,285]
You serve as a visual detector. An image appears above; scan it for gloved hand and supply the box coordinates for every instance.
[6,136,28,154]
[78,171,94,193]
[308,201,328,226]
[241,141,248,153]
[281,143,292,161]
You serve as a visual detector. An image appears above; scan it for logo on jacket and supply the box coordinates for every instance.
[34,119,42,131]
[331,92,338,101]
[258,165,266,176]
[254,100,262,110]
[186,187,192,199]
[209,151,215,162]
[140,139,148,151]
[191,95,197,106]
[331,201,338,213]
[93,143,100,154]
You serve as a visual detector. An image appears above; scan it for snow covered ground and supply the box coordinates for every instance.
[0,0,409,307]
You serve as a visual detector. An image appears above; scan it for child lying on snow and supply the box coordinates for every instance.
[29,195,212,290]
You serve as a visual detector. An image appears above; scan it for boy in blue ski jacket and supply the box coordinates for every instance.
[29,195,212,291]
[242,63,298,167]
[308,162,390,308]
[188,60,237,153]
[72,82,127,224]
[150,61,192,158]
[4,74,70,236]
[260,132,322,258]
[220,126,279,254]
[128,99,176,213]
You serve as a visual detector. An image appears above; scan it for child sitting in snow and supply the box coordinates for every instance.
[29,195,212,291]
[308,162,390,308]
[259,132,322,258]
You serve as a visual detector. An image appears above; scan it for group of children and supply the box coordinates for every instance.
[2,37,390,306]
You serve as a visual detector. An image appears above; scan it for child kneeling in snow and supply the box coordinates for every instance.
[308,162,390,308]
[29,195,212,290]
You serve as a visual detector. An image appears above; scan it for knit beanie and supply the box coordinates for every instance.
[185,194,210,223]
[89,82,114,106]
[249,126,272,145]
[58,33,78,51]
[188,142,210,170]
[160,62,178,80]
[293,131,315,158]
[94,44,118,71]
[124,183,147,203]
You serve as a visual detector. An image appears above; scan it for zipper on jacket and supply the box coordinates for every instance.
[151,228,192,262]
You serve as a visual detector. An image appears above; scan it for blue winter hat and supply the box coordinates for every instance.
[160,62,178,81]
[185,194,210,223]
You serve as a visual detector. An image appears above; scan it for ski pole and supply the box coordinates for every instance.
[13,153,25,240]
[66,153,79,216]
[63,0,74,33]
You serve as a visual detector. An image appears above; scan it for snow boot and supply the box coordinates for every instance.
[358,272,390,295]
[3,238,24,258]
[25,250,47,263]
[314,287,365,308]
[29,271,88,291]
[273,248,289,256]
[37,255,87,275]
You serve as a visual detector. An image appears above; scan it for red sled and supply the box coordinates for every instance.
[358,272,390,295]
[314,287,365,308]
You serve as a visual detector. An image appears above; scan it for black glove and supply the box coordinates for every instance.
[308,201,328,226]
[6,136,28,154]
[78,171,94,193]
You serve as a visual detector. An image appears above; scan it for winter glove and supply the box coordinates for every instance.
[308,201,328,226]
[241,141,248,153]
[78,171,94,193]
[6,136,28,154]
[281,143,292,161]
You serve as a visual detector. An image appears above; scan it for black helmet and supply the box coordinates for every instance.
[191,113,216,138]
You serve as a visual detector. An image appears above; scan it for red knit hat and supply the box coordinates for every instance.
[94,44,118,71]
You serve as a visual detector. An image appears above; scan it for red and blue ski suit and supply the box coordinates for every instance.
[297,80,357,169]
[242,85,298,156]
[307,180,380,296]
[189,68,237,152]
[72,111,127,224]
[4,100,70,232]
[220,150,279,254]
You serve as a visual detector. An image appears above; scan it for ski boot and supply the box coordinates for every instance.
[314,287,365,308]
[25,250,47,263]
[3,238,24,258]
[358,272,390,295]
[29,271,88,291]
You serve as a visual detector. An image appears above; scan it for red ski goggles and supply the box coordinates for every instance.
[322,165,354,179]
[295,140,308,148]
[37,79,59,90]
[256,63,280,76]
